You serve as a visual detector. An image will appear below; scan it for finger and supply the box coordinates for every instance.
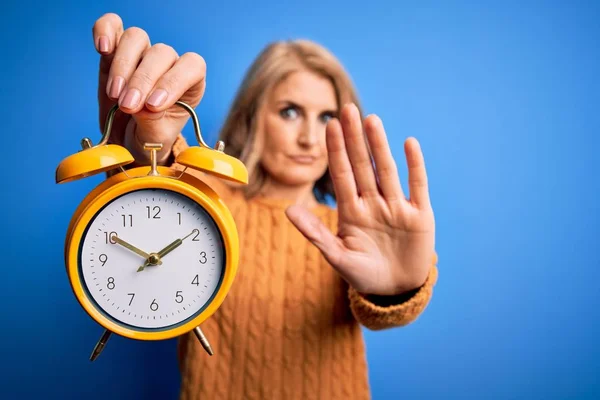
[95,14,126,136]
[364,114,405,202]
[117,43,179,114]
[96,14,125,89]
[340,103,379,197]
[325,118,358,205]
[92,12,124,55]
[144,52,207,112]
[106,27,151,102]
[285,205,345,268]
[405,137,431,208]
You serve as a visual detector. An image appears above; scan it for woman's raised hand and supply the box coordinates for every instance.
[93,13,206,164]
[286,103,436,296]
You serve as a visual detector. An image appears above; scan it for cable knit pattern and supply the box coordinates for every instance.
[171,135,438,400]
[242,202,270,400]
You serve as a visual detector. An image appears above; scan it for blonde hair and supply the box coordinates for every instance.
[218,39,363,201]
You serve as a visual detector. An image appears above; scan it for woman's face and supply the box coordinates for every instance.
[258,70,338,188]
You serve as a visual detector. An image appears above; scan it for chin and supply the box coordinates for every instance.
[270,165,326,187]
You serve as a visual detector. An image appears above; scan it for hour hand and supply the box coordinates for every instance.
[157,229,198,259]
[137,230,196,272]
[112,234,162,265]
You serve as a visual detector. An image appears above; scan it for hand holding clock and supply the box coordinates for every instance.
[92,13,206,165]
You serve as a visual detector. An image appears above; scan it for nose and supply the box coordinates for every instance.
[297,119,318,147]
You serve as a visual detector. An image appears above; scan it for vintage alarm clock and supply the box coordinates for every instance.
[55,101,247,361]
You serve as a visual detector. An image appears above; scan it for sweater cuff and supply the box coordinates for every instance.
[348,253,438,330]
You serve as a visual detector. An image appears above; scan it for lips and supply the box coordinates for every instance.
[288,155,316,164]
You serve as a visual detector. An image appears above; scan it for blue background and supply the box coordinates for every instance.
[2,0,599,399]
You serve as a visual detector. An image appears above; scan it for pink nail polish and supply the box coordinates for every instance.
[105,76,113,97]
[98,36,109,53]
[109,76,125,99]
[147,89,168,107]
[121,89,141,109]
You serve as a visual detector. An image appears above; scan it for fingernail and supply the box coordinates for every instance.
[146,89,168,107]
[108,76,125,99]
[121,88,141,109]
[98,36,109,53]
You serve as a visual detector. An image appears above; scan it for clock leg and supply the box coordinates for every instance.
[89,329,112,361]
[193,326,214,356]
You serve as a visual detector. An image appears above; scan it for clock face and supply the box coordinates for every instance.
[78,188,225,330]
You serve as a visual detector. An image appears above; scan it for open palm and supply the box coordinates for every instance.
[286,103,436,296]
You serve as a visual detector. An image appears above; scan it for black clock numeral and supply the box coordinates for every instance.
[107,277,115,290]
[199,251,207,264]
[191,275,199,286]
[105,231,117,244]
[192,229,200,241]
[99,254,108,266]
[175,291,184,303]
[177,212,182,225]
[150,299,159,311]
[128,293,135,306]
[146,206,161,219]
[121,214,133,227]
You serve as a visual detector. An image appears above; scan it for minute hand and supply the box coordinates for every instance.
[113,235,162,265]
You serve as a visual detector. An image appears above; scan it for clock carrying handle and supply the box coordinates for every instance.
[98,101,211,149]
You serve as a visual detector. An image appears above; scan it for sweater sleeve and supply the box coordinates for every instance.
[347,252,438,330]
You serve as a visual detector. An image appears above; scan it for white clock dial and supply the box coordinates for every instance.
[79,188,225,330]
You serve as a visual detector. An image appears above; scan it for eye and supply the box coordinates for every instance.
[279,106,299,120]
[319,112,336,124]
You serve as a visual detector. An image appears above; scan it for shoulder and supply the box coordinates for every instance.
[171,133,339,221]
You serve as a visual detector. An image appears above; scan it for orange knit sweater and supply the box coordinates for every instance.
[171,135,439,400]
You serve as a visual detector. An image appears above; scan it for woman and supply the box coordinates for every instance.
[93,13,438,400]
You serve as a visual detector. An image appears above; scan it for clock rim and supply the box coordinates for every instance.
[78,187,226,334]
[64,168,239,341]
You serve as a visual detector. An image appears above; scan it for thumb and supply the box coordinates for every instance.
[123,118,176,165]
[285,205,344,267]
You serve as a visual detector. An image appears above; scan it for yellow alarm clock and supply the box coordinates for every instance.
[55,101,247,361]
